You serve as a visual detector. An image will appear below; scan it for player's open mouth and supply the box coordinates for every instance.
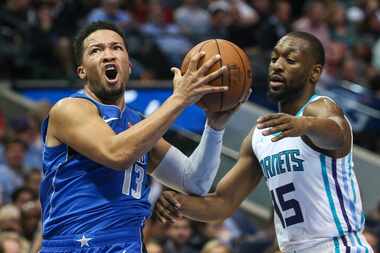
[104,64,119,84]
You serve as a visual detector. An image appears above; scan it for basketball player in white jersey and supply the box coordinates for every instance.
[155,31,374,253]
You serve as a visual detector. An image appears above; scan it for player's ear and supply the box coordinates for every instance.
[310,64,322,84]
[77,66,87,80]
[129,62,132,74]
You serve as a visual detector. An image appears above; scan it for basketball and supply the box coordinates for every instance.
[181,39,252,112]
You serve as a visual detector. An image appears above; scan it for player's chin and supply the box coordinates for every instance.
[267,88,286,102]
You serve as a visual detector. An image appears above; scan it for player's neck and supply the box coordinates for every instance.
[84,85,125,110]
[278,89,315,115]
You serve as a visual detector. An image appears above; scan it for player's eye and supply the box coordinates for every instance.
[90,48,101,54]
[114,45,124,51]
[271,57,278,63]
[287,58,296,64]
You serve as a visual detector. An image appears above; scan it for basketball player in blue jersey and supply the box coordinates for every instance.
[39,21,244,253]
[156,32,374,253]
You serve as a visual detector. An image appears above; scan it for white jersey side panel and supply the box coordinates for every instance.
[251,95,366,252]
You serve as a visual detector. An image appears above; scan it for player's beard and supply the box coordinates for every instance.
[88,78,125,102]
[268,75,308,102]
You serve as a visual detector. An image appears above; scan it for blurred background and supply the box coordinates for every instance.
[0,0,380,252]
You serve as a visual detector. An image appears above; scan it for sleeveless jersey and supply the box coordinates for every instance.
[252,95,366,252]
[40,90,151,239]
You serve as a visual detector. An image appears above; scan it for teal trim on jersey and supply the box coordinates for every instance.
[354,232,369,253]
[348,233,356,251]
[320,154,344,236]
[295,94,319,117]
[333,237,340,253]
[348,153,360,230]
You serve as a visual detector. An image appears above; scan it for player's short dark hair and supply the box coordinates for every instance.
[287,31,325,66]
[73,21,128,66]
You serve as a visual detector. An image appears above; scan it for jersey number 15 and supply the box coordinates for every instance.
[271,183,304,228]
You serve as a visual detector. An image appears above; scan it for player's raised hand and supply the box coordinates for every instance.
[155,191,182,224]
[171,51,228,106]
[207,89,252,130]
[257,113,308,142]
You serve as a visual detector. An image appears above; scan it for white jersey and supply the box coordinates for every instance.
[251,95,373,253]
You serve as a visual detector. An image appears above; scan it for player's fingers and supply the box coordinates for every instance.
[271,129,292,142]
[262,123,292,136]
[163,192,182,209]
[198,65,227,85]
[156,202,176,224]
[197,54,222,76]
[257,116,290,129]
[187,51,206,72]
[160,195,181,217]
[195,85,229,96]
[170,67,182,80]
[257,113,284,124]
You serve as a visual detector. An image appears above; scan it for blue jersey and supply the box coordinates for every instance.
[40,90,151,239]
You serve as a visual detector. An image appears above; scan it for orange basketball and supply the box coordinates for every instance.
[181,39,252,112]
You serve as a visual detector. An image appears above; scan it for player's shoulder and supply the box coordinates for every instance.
[49,97,98,121]
[303,96,344,118]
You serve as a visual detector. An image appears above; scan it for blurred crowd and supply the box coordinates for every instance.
[1,0,380,252]
[0,0,379,89]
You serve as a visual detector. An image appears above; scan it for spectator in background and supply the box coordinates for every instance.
[164,217,197,253]
[0,205,22,234]
[206,1,230,40]
[0,139,27,204]
[143,213,168,245]
[257,0,291,51]
[0,0,36,78]
[359,10,380,42]
[87,0,133,31]
[0,232,29,253]
[20,201,40,243]
[28,3,63,78]
[23,169,41,198]
[11,187,35,210]
[227,0,258,48]
[11,116,42,170]
[174,0,210,43]
[140,2,192,67]
[200,240,231,253]
[327,2,357,47]
[341,56,366,84]
[293,0,330,47]
[319,41,346,86]
[146,239,165,253]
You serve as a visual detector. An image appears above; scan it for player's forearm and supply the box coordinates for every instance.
[176,192,235,222]
[303,116,345,150]
[109,95,187,168]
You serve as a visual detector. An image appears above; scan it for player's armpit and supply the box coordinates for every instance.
[48,98,126,169]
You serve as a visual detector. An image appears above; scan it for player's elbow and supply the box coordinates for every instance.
[101,146,136,170]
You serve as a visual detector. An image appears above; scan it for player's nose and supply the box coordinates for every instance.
[271,58,284,72]
[102,48,116,62]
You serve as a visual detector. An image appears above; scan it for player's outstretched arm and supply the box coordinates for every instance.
[257,98,350,152]
[155,130,263,223]
[48,52,228,170]
[149,90,252,196]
